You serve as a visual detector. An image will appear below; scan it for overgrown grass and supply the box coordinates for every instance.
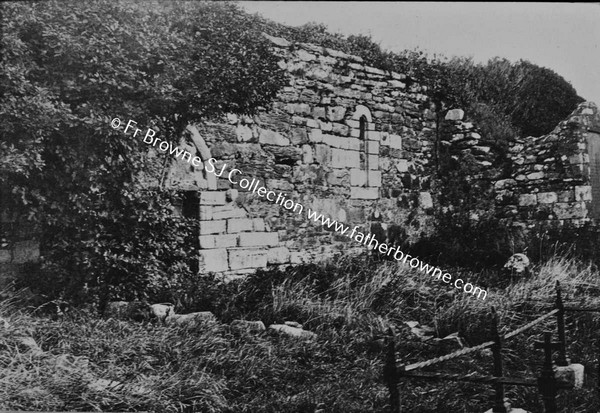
[1,254,599,412]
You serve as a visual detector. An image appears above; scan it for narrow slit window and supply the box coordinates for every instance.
[360,115,368,186]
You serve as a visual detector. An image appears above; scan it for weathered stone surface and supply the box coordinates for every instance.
[266,246,291,264]
[238,232,279,247]
[199,234,237,249]
[445,109,464,121]
[327,106,346,122]
[519,194,537,206]
[258,129,290,146]
[200,191,227,206]
[229,248,268,270]
[350,187,379,199]
[199,220,226,235]
[331,148,360,168]
[199,249,229,272]
[269,324,317,340]
[231,320,266,332]
[574,185,592,201]
[227,218,254,233]
[537,192,557,204]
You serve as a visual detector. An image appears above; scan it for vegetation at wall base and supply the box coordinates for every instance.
[2,254,599,412]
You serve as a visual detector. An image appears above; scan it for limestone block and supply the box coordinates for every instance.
[199,249,229,272]
[575,185,592,201]
[235,124,253,142]
[526,172,544,180]
[252,218,266,232]
[302,144,314,164]
[367,141,380,154]
[312,107,326,120]
[445,109,464,121]
[238,232,280,247]
[290,128,308,145]
[557,190,575,202]
[266,179,294,191]
[331,148,360,168]
[388,80,406,88]
[332,123,350,136]
[345,119,360,129]
[327,106,346,122]
[309,129,323,143]
[229,248,268,270]
[166,311,216,327]
[351,187,379,199]
[199,234,237,249]
[389,134,402,150]
[212,206,247,220]
[296,49,316,61]
[259,129,290,146]
[555,363,584,389]
[553,202,588,220]
[314,144,331,164]
[199,220,226,235]
[284,103,311,116]
[318,121,332,131]
[327,169,350,186]
[227,218,254,233]
[419,192,433,209]
[365,66,386,76]
[199,191,226,206]
[368,154,379,170]
[494,179,516,190]
[537,192,558,204]
[266,246,291,264]
[350,169,367,186]
[368,131,381,141]
[519,194,537,206]
[396,159,409,173]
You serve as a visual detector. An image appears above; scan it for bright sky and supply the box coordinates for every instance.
[241,2,600,107]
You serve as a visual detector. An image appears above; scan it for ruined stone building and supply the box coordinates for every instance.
[2,33,599,282]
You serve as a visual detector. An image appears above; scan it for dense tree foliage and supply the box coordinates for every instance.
[1,0,286,306]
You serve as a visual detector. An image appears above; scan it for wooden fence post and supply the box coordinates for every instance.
[535,332,558,413]
[491,308,507,413]
[384,326,400,413]
[555,281,569,366]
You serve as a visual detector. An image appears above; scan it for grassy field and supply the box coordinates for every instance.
[1,255,600,412]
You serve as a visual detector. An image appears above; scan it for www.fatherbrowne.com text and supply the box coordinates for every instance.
[112,117,487,300]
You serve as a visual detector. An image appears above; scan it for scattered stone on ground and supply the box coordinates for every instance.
[149,303,175,324]
[269,323,317,340]
[404,321,435,341]
[230,320,266,332]
[165,311,216,327]
[503,253,530,275]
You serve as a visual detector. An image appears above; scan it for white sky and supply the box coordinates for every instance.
[240,2,600,107]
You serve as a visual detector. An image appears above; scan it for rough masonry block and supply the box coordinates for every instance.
[537,192,558,204]
[575,185,592,201]
[518,194,537,207]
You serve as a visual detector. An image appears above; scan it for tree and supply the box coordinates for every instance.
[1,0,287,307]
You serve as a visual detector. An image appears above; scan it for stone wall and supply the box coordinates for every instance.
[167,33,439,276]
[494,102,600,229]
